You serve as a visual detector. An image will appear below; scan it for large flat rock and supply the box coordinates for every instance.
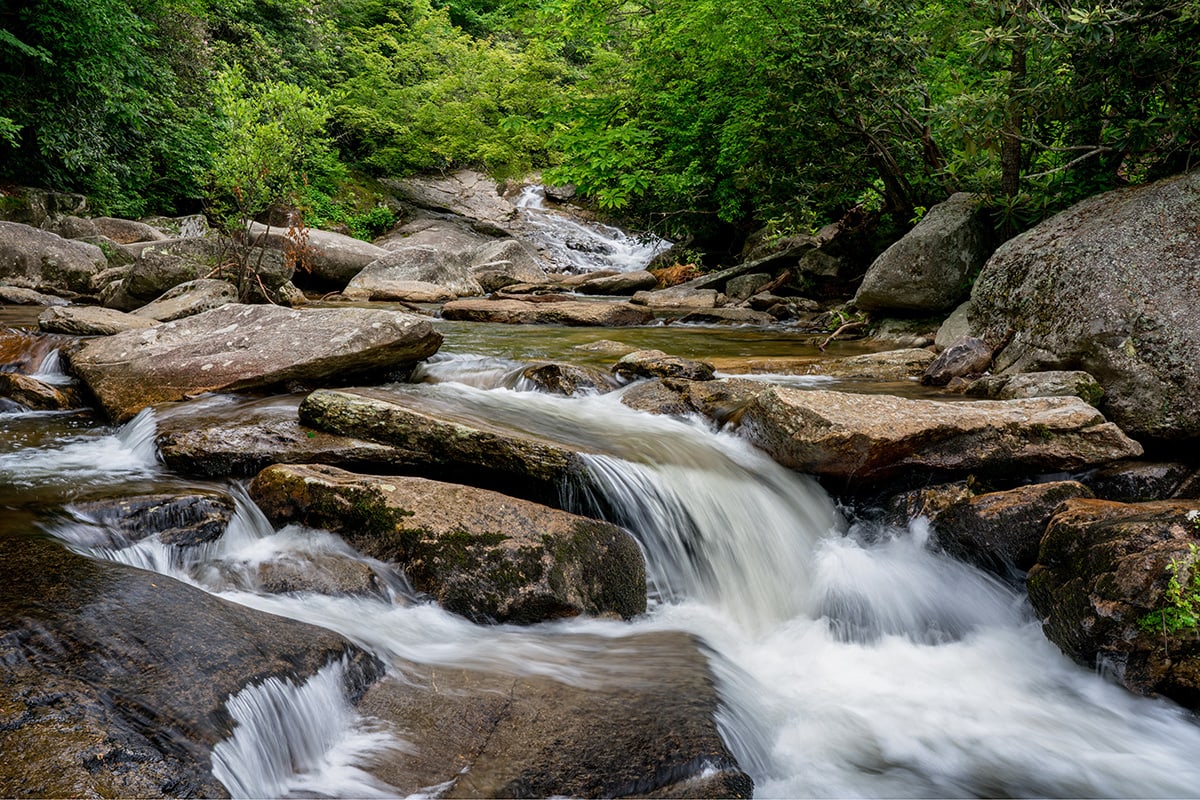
[739,388,1142,488]
[66,304,442,421]
[250,464,646,623]
[441,298,654,326]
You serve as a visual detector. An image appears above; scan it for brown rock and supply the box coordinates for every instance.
[613,349,716,382]
[519,362,615,395]
[441,298,654,326]
[0,372,80,411]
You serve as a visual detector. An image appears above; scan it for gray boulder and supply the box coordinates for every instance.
[740,388,1143,488]
[348,245,481,299]
[0,221,108,294]
[250,464,647,623]
[93,217,168,244]
[969,171,1200,440]
[612,349,716,382]
[676,307,777,326]
[441,298,654,326]
[245,221,388,286]
[518,362,615,395]
[631,288,723,309]
[965,370,1105,406]
[0,187,88,227]
[38,305,159,336]
[470,238,548,290]
[574,269,658,296]
[0,286,70,306]
[131,279,240,322]
[66,304,442,421]
[384,169,518,232]
[921,336,993,386]
[854,193,992,313]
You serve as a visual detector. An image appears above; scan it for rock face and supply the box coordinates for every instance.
[1028,499,1200,706]
[67,304,442,421]
[0,530,380,798]
[441,298,654,327]
[612,349,716,382]
[968,171,1200,440]
[0,221,108,294]
[38,305,160,336]
[298,387,589,503]
[359,632,752,798]
[854,193,992,313]
[739,388,1143,487]
[250,464,647,623]
[385,170,518,232]
[246,221,388,286]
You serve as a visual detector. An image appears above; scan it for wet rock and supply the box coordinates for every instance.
[130,279,240,322]
[921,336,993,386]
[93,217,168,245]
[0,372,80,411]
[1081,461,1193,502]
[620,378,766,425]
[0,285,70,306]
[157,401,421,478]
[0,221,108,294]
[887,481,976,525]
[442,298,654,326]
[67,304,442,422]
[803,348,935,382]
[253,553,387,598]
[854,193,992,313]
[250,464,646,623]
[933,481,1095,574]
[359,631,751,798]
[574,269,658,295]
[676,307,776,326]
[69,492,235,548]
[613,349,716,382]
[245,221,388,286]
[573,338,638,357]
[1028,499,1200,706]
[740,388,1143,489]
[964,370,1105,406]
[298,387,590,503]
[0,531,381,798]
[631,288,723,309]
[519,362,615,395]
[969,172,1200,440]
[38,305,160,335]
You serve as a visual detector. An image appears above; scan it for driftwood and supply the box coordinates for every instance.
[818,320,868,351]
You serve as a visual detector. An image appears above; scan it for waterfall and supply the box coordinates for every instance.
[513,184,670,273]
[32,348,73,385]
[0,407,159,488]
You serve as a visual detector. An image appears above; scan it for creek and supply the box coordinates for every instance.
[6,312,1200,798]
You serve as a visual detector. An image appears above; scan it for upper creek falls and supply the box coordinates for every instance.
[3,197,1200,799]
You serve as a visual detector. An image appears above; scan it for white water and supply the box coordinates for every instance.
[32,348,73,385]
[0,407,159,488]
[32,372,1200,797]
[513,185,670,273]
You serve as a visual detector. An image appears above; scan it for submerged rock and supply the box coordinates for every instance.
[1028,499,1200,706]
[68,492,235,548]
[739,388,1142,488]
[359,631,751,798]
[442,298,654,327]
[250,464,646,623]
[67,304,442,421]
[519,362,615,395]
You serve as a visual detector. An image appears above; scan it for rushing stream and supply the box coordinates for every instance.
[7,318,1200,797]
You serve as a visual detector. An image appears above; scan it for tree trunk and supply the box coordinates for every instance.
[1000,43,1027,201]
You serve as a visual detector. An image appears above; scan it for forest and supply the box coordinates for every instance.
[1,0,1197,253]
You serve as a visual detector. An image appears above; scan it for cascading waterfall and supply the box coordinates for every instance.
[513,185,670,273]
[27,356,1200,798]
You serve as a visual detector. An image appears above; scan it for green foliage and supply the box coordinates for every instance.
[1140,542,1200,634]
[298,185,397,241]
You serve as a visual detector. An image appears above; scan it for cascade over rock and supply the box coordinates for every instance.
[67,304,442,421]
[739,387,1142,488]
[968,171,1200,440]
[250,464,647,623]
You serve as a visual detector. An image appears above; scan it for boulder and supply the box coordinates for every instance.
[105,237,222,309]
[93,217,168,245]
[375,215,496,256]
[798,348,935,382]
[620,378,766,425]
[245,221,388,286]
[1081,461,1194,503]
[0,286,70,306]
[66,304,442,421]
[854,193,992,313]
[298,387,590,504]
[359,632,751,798]
[1028,499,1200,706]
[612,349,716,382]
[676,308,776,326]
[518,362,615,396]
[968,171,1200,440]
[347,245,482,299]
[347,279,454,304]
[0,530,380,798]
[725,273,772,301]
[48,215,100,240]
[249,464,646,623]
[131,279,240,322]
[921,336,993,386]
[156,398,423,478]
[631,288,723,309]
[574,270,658,296]
[739,388,1143,488]
[965,370,1105,406]
[0,372,80,411]
[38,305,159,336]
[251,553,387,598]
[0,187,88,227]
[0,221,108,294]
[934,300,973,349]
[441,298,654,327]
[931,481,1096,574]
[469,238,548,290]
[384,170,518,232]
[68,492,234,548]
[139,214,209,239]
